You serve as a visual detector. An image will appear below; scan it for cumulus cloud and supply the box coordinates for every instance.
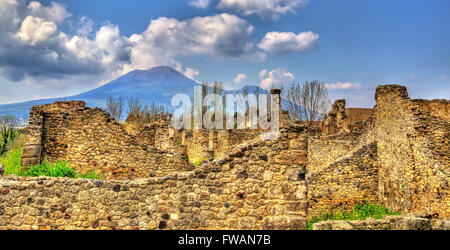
[217,0,309,20]
[77,16,94,36]
[141,14,261,59]
[259,68,294,89]
[325,82,362,90]
[27,1,71,23]
[16,16,58,45]
[0,0,132,82]
[189,0,212,9]
[233,73,248,84]
[0,1,263,86]
[258,31,319,54]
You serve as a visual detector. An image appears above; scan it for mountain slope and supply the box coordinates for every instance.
[0,66,292,120]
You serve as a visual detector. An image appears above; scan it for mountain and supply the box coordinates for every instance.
[0,66,292,120]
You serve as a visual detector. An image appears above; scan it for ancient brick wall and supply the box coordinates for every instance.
[1,127,308,230]
[21,102,189,180]
[411,99,449,122]
[183,129,213,163]
[308,85,449,218]
[214,130,261,158]
[307,142,380,217]
[375,85,449,217]
[12,85,449,230]
[322,100,372,135]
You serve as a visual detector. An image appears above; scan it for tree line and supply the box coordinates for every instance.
[106,80,331,127]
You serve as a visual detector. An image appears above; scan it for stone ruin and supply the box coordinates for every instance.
[0,85,448,230]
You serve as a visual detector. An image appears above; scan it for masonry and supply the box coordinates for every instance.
[1,125,308,230]
[308,85,449,218]
[20,101,190,180]
[0,84,448,230]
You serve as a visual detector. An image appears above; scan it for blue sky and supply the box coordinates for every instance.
[0,0,449,107]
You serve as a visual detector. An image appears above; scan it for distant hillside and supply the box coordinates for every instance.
[0,66,293,120]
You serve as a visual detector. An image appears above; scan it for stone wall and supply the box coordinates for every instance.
[322,99,372,134]
[313,216,450,230]
[183,129,213,163]
[21,102,189,180]
[1,126,308,230]
[11,84,450,230]
[307,85,449,218]
[307,142,379,216]
[375,85,449,217]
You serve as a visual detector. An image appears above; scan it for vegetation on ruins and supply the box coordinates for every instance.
[286,80,331,125]
[24,160,77,178]
[2,152,101,179]
[125,96,167,128]
[307,201,401,230]
[0,122,101,179]
[0,115,20,156]
[106,96,125,122]
[193,158,209,167]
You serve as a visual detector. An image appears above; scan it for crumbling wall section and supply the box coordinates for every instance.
[21,102,189,180]
[1,126,308,230]
[375,85,449,217]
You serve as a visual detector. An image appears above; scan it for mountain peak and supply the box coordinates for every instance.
[128,66,182,76]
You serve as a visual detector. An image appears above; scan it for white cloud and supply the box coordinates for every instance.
[440,74,448,80]
[259,68,294,89]
[183,67,200,80]
[77,16,94,36]
[218,0,309,20]
[141,14,261,59]
[0,0,132,82]
[325,82,362,90]
[189,0,212,9]
[233,73,248,84]
[16,16,58,45]
[0,0,270,100]
[258,31,319,54]
[27,1,71,23]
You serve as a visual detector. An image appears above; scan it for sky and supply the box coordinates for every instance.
[0,0,449,107]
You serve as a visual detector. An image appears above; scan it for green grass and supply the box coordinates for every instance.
[77,170,101,180]
[1,142,101,180]
[193,158,208,166]
[1,148,23,175]
[307,201,401,230]
[22,160,75,178]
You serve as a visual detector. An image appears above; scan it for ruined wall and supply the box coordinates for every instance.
[183,129,213,163]
[1,127,308,230]
[307,142,379,217]
[345,108,373,123]
[411,99,450,122]
[313,216,450,230]
[182,129,262,163]
[322,100,372,135]
[214,130,261,158]
[308,85,449,218]
[375,85,449,217]
[21,102,189,180]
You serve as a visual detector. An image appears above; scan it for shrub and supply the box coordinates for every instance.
[307,201,400,230]
[23,160,76,178]
[0,127,19,156]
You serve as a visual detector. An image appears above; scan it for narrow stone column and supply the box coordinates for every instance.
[21,106,45,170]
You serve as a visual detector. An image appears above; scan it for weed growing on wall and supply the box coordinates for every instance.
[307,201,401,230]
